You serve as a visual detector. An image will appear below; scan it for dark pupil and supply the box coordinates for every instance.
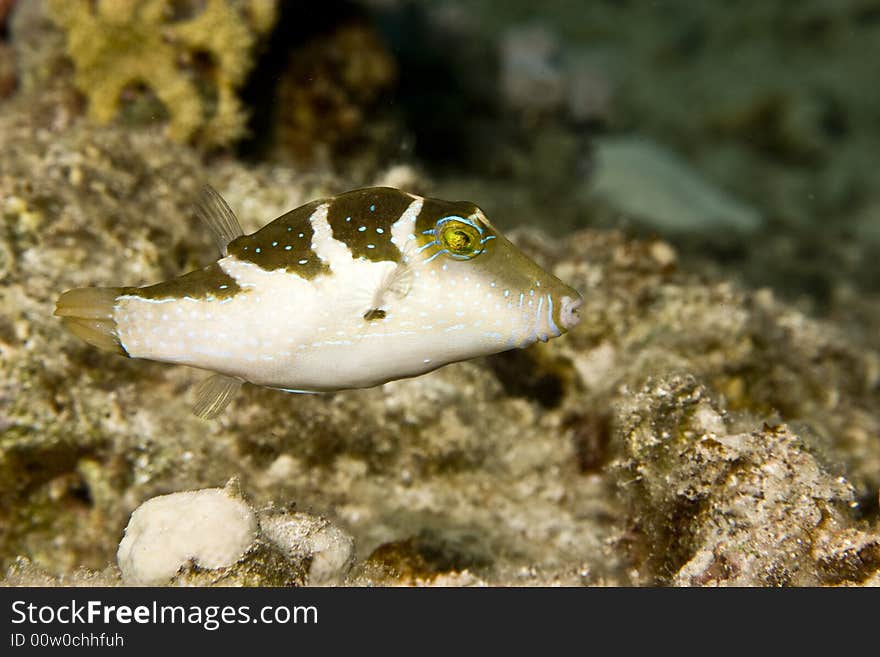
[454,231,471,246]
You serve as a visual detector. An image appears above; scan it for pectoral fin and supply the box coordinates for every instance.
[193,374,243,419]
[379,260,414,300]
[362,260,414,320]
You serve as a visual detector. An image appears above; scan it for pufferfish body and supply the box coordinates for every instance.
[56,186,582,417]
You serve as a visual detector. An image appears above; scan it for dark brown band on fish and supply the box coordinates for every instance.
[414,198,481,235]
[127,262,243,301]
[326,187,413,263]
[412,198,487,256]
[223,189,487,278]
[226,199,331,278]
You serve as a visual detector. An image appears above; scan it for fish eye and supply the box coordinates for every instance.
[436,217,484,260]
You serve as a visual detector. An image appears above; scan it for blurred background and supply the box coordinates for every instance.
[4,0,879,333]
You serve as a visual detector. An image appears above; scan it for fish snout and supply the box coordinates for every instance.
[559,295,582,330]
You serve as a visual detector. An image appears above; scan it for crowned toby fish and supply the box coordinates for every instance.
[56,186,582,418]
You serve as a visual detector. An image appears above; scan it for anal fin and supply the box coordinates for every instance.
[195,184,245,256]
[193,374,243,419]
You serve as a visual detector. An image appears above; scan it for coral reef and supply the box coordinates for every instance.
[45,0,277,146]
[1,1,879,588]
[271,20,397,166]
[0,42,14,100]
[0,1,16,98]
[612,376,865,585]
[1,95,878,586]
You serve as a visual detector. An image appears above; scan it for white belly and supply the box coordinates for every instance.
[114,254,502,391]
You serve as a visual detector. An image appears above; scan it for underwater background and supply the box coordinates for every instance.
[1,0,879,585]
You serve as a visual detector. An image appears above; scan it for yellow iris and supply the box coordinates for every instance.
[438,221,482,259]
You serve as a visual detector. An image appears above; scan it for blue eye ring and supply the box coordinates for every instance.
[435,216,486,260]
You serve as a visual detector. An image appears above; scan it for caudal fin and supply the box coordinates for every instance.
[55,287,128,355]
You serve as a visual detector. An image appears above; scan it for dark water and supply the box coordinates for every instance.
[341,0,880,322]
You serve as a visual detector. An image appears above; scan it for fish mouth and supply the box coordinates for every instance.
[510,292,582,348]
[559,295,582,330]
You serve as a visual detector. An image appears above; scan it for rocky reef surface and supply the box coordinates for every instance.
[1,96,878,586]
[1,1,879,587]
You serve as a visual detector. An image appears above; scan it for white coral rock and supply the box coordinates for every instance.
[117,486,257,585]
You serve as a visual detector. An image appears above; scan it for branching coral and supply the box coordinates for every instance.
[47,0,277,147]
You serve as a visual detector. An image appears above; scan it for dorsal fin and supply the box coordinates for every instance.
[195,185,244,256]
